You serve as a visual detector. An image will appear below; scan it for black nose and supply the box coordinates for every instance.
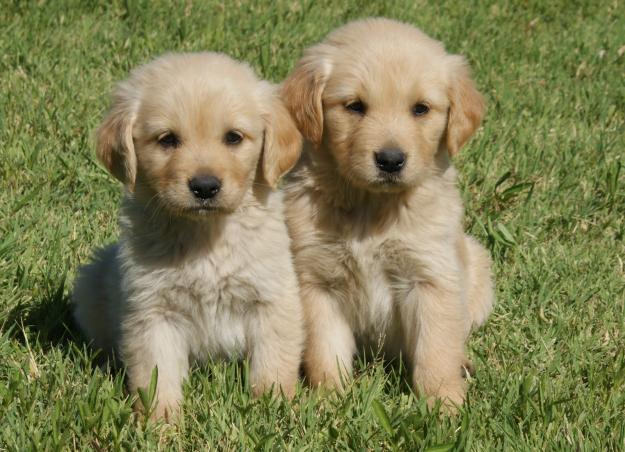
[375,149,406,174]
[188,175,221,200]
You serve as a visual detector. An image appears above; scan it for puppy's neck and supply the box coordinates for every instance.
[296,144,455,236]
[119,193,228,264]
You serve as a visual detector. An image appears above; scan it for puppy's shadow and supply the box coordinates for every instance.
[354,348,415,397]
[7,276,74,349]
[6,276,121,375]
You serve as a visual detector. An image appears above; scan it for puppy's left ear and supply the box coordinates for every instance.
[96,82,138,190]
[261,86,303,188]
[445,56,485,155]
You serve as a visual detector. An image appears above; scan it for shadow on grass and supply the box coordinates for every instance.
[5,275,127,384]
[350,348,415,397]
[6,276,77,350]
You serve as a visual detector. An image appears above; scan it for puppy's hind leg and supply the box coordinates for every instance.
[463,236,494,329]
[301,286,355,391]
[72,244,120,356]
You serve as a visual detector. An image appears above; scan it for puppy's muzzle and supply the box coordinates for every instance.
[188,175,222,200]
[374,149,406,174]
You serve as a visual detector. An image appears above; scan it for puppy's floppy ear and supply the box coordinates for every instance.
[261,85,303,188]
[445,56,485,155]
[96,84,138,190]
[281,47,332,144]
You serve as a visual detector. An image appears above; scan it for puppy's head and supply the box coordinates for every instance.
[97,53,300,218]
[282,18,484,193]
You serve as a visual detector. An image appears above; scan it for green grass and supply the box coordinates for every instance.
[1,0,624,449]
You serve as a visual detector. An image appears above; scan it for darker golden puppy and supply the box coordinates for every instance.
[282,18,494,409]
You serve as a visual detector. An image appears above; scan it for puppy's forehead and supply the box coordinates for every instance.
[151,78,260,119]
[133,54,265,135]
[324,21,450,105]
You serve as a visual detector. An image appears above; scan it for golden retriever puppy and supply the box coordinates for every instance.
[72,52,303,420]
[281,18,494,408]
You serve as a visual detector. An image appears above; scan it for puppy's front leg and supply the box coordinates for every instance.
[301,285,355,390]
[401,282,468,410]
[121,316,189,421]
[248,300,303,399]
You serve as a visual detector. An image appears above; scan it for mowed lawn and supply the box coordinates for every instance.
[1,0,624,449]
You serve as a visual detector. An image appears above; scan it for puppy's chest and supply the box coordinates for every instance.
[167,256,260,311]
[324,231,416,272]
[129,244,261,347]
[317,235,422,311]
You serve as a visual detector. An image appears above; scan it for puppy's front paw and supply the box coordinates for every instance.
[304,358,352,394]
[250,376,297,400]
[307,373,347,394]
[438,383,466,414]
[422,383,466,415]
[133,392,182,423]
[152,398,181,422]
[413,367,467,414]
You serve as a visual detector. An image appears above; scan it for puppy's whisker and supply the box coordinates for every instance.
[251,181,273,189]
[139,190,159,211]
[144,194,165,224]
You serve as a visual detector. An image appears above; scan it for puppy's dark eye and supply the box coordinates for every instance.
[412,103,430,116]
[157,132,180,148]
[224,130,243,145]
[345,100,366,115]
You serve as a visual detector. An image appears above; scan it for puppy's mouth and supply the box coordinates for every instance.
[377,174,401,184]
[189,206,218,212]
[371,173,406,191]
[185,204,223,215]
[174,205,227,221]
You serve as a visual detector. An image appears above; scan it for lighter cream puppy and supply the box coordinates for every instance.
[73,53,303,420]
[282,18,494,408]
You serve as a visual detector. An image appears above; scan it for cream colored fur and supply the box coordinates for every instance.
[73,53,303,421]
[281,18,494,409]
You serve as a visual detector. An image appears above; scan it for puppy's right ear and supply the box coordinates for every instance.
[96,86,138,190]
[281,49,332,145]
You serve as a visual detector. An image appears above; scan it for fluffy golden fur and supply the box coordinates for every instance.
[281,18,494,408]
[73,53,303,420]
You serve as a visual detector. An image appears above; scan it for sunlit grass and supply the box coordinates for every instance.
[1,0,624,449]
